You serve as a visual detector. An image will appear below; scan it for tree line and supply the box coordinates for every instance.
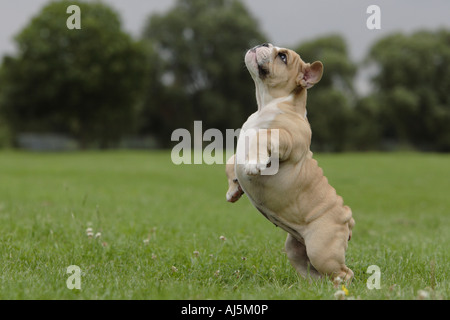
[0,0,449,152]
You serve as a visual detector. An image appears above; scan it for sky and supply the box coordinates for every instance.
[0,0,449,93]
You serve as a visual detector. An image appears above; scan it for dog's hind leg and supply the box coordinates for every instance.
[285,233,322,280]
[304,222,354,286]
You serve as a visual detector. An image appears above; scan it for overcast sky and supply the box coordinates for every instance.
[0,0,449,93]
[1,0,449,58]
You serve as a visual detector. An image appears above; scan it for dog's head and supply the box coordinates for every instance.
[245,43,323,105]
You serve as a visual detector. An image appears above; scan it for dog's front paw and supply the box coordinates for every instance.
[244,162,260,175]
[244,156,270,175]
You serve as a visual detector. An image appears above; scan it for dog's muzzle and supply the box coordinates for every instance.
[246,43,272,78]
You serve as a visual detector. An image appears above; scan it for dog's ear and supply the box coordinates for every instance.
[297,61,323,89]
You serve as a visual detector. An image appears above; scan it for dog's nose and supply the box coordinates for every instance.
[249,43,271,53]
[251,43,271,52]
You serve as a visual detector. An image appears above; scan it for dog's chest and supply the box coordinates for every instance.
[241,103,283,132]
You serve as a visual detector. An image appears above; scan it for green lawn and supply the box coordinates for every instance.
[0,151,448,300]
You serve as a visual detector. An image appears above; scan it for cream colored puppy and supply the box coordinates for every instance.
[226,43,355,284]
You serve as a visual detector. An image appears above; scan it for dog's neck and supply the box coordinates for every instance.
[254,78,272,111]
[255,80,308,118]
[292,87,308,118]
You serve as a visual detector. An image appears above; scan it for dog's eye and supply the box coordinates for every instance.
[278,52,287,64]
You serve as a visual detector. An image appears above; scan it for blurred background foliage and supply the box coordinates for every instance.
[0,0,449,151]
[140,0,265,147]
[0,1,147,149]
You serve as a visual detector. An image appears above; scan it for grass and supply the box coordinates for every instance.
[0,151,448,300]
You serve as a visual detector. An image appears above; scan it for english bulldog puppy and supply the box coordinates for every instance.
[226,43,355,285]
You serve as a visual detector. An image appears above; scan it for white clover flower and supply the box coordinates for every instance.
[86,227,94,238]
[334,290,346,300]
[417,290,430,300]
[333,276,343,286]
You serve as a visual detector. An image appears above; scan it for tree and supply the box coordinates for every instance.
[367,30,450,151]
[0,116,11,148]
[351,95,384,151]
[0,0,147,148]
[294,35,357,152]
[140,0,266,147]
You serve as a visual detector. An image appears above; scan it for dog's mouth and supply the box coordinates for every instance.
[257,64,269,79]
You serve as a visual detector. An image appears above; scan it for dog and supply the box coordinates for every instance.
[226,43,355,284]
